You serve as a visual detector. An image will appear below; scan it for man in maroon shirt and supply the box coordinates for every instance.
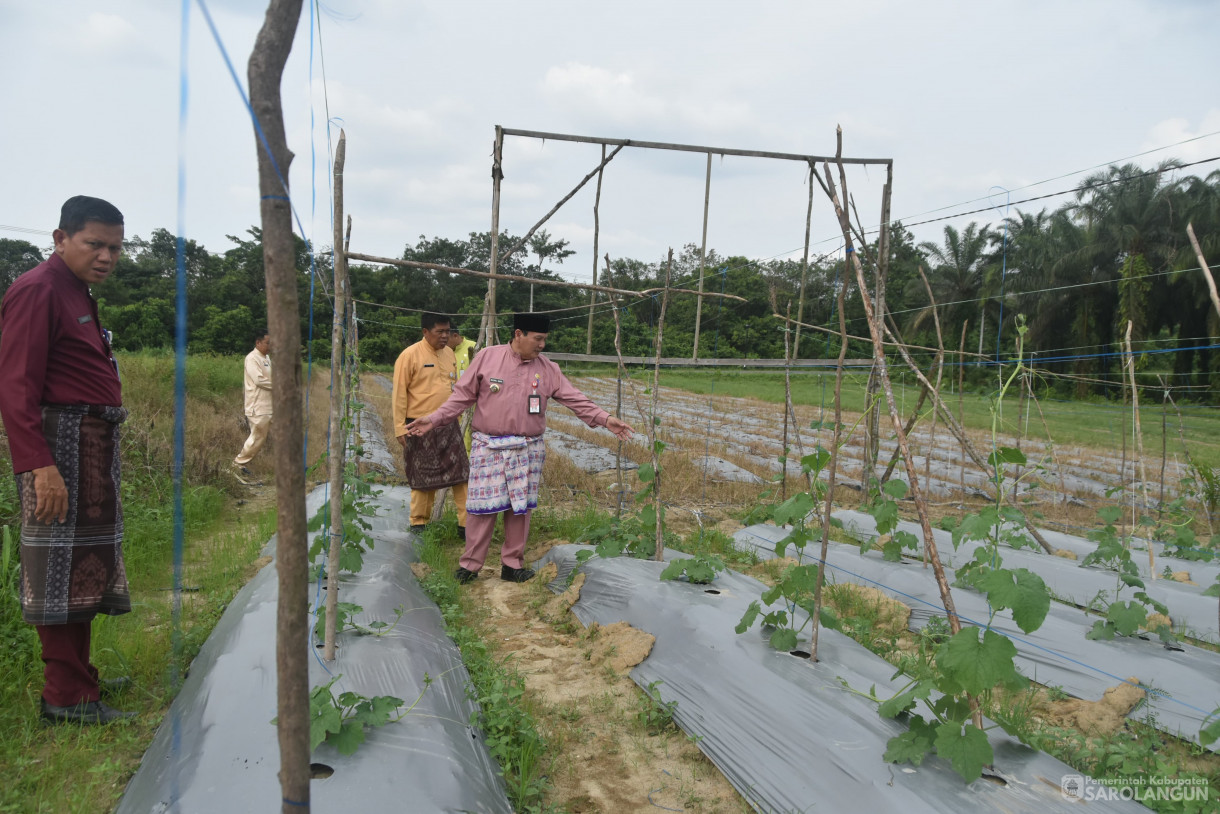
[0,196,136,725]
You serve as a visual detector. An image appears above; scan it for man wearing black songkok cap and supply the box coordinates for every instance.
[406,313,633,583]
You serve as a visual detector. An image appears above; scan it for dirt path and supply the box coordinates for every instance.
[451,545,750,814]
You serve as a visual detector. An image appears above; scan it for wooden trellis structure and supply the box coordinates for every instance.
[484,126,894,357]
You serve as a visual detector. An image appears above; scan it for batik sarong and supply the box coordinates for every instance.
[465,431,545,515]
[403,420,469,490]
[18,404,130,625]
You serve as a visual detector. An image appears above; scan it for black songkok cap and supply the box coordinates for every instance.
[513,312,550,333]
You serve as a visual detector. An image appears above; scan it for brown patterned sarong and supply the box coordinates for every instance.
[402,420,469,490]
[18,404,131,625]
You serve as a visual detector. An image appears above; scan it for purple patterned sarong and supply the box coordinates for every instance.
[464,432,545,515]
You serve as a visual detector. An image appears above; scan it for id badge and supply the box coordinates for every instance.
[528,394,541,414]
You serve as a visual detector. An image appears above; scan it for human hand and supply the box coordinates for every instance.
[32,465,68,524]
[406,417,434,437]
[397,433,408,447]
[606,416,634,441]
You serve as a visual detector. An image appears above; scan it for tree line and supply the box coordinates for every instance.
[1,162,1216,399]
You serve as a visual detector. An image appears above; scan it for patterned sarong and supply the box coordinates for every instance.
[465,432,545,516]
[18,404,131,625]
[403,420,469,490]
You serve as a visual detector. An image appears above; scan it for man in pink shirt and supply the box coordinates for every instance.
[406,313,633,583]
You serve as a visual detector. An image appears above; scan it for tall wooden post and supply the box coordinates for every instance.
[651,250,673,560]
[486,126,504,346]
[692,153,712,360]
[323,130,347,660]
[247,1,309,810]
[587,145,606,354]
[794,161,815,359]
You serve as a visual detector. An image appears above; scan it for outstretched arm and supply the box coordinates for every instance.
[605,416,634,440]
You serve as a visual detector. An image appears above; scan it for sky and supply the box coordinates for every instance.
[1,0,1218,287]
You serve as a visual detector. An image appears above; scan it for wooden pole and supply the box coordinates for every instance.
[794,162,815,359]
[607,254,626,519]
[247,1,309,810]
[651,250,673,561]
[323,130,348,661]
[781,298,792,500]
[958,320,968,502]
[1124,321,1155,579]
[587,145,606,354]
[693,153,712,360]
[1187,223,1220,322]
[486,126,504,347]
[810,233,851,662]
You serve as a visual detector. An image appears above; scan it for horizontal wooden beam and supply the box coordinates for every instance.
[499,127,893,167]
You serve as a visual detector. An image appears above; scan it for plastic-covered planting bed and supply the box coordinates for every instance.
[538,545,1150,813]
[832,509,1220,642]
[117,485,511,813]
[735,523,1220,753]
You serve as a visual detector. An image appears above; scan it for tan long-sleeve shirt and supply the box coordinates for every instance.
[392,339,458,437]
[243,348,272,417]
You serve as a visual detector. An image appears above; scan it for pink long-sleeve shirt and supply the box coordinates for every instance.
[426,344,609,437]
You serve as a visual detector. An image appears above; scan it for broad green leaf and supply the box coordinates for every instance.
[801,447,830,474]
[1201,712,1220,748]
[1107,600,1147,637]
[760,584,783,605]
[660,559,686,581]
[974,567,1050,633]
[930,693,974,724]
[987,447,1027,468]
[773,492,817,526]
[769,628,798,651]
[1204,582,1220,598]
[653,439,666,454]
[936,628,1023,696]
[882,479,909,500]
[331,721,367,756]
[1097,505,1122,524]
[878,681,932,719]
[735,601,761,634]
[872,499,899,536]
[638,463,655,483]
[883,715,936,765]
[1086,620,1116,640]
[934,722,993,783]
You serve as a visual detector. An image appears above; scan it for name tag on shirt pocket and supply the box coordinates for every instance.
[78,315,93,324]
[424,363,434,367]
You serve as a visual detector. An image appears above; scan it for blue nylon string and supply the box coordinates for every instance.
[171,0,191,809]
[736,525,1216,718]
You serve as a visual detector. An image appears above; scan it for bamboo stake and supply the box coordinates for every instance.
[651,250,673,561]
[586,145,606,354]
[486,126,504,347]
[917,265,946,555]
[247,1,309,808]
[958,321,968,502]
[814,135,965,639]
[781,297,792,500]
[693,153,712,360]
[323,130,348,661]
[1125,321,1156,579]
[608,254,626,519]
[794,162,815,359]
[1187,223,1220,322]
[811,220,852,663]
[1163,381,1214,534]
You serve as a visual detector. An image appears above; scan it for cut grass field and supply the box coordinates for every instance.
[0,351,330,814]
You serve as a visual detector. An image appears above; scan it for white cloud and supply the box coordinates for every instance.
[541,63,666,126]
[1141,111,1220,165]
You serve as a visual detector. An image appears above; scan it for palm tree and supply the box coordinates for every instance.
[911,222,997,356]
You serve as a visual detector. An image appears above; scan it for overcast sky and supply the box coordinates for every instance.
[2,0,1217,285]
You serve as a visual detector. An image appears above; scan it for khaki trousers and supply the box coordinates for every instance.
[235,414,271,465]
[409,481,468,528]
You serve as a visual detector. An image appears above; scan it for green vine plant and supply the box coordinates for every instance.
[576,433,674,564]
[735,447,845,651]
[1080,500,1175,644]
[877,318,1059,783]
[301,673,433,756]
[1151,477,1217,562]
[660,553,726,584]
[312,601,406,640]
[307,458,379,574]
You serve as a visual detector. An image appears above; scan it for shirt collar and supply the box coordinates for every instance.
[46,253,90,293]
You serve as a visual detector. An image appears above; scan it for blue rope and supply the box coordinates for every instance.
[736,526,1217,719]
[171,1,191,808]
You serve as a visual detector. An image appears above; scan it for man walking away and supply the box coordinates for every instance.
[393,313,469,538]
[406,313,633,583]
[0,196,136,724]
[233,330,272,482]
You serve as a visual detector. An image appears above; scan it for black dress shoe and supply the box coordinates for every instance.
[454,567,478,584]
[410,524,426,534]
[500,565,535,583]
[41,698,137,725]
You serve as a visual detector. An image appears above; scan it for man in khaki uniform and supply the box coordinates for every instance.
[393,313,469,537]
[234,331,271,480]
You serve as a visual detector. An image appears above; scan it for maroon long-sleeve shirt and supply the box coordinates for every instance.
[0,253,122,473]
